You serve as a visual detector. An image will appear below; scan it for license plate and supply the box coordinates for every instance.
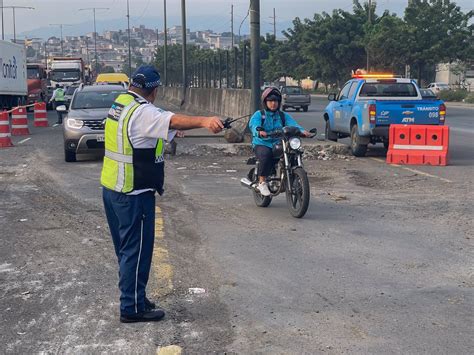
[96,135,105,142]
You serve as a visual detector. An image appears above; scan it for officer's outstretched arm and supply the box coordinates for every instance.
[170,114,224,134]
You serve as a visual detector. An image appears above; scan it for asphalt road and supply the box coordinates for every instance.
[0,109,472,354]
[290,96,474,183]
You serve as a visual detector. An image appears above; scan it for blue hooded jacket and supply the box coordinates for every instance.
[249,110,304,148]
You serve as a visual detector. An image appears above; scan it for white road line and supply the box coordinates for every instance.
[17,138,31,144]
[370,158,453,183]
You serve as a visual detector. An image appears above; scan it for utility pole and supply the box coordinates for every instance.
[366,0,371,71]
[238,6,250,46]
[49,24,72,56]
[85,37,89,68]
[181,0,187,101]
[156,28,159,55]
[250,0,261,113]
[231,4,234,48]
[127,0,132,77]
[79,8,109,75]
[164,0,168,86]
[44,42,47,69]
[272,8,276,38]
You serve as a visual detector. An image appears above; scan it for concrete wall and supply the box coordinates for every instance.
[155,87,252,141]
[156,87,252,118]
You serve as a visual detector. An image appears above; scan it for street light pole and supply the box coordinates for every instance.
[79,8,109,75]
[231,4,234,48]
[2,6,34,43]
[127,0,132,77]
[238,6,250,46]
[181,0,187,102]
[367,0,371,71]
[1,0,4,40]
[164,0,168,86]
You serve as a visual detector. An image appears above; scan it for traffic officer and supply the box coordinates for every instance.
[49,84,66,124]
[101,65,223,323]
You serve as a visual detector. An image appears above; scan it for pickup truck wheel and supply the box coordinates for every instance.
[383,140,389,150]
[282,106,287,111]
[350,124,368,157]
[303,106,308,112]
[325,120,338,142]
[296,108,300,112]
[64,150,77,162]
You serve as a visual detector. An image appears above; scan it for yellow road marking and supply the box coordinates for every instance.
[370,158,453,183]
[151,206,174,298]
[157,345,182,355]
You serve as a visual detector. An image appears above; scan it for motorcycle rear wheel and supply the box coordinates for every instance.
[285,167,310,218]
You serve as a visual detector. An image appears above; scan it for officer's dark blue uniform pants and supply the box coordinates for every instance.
[102,188,155,316]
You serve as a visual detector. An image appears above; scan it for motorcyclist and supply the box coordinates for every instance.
[248,87,311,196]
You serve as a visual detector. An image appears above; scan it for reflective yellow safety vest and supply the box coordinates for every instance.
[55,88,65,102]
[101,92,165,194]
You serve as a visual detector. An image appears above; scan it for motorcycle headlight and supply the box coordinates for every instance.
[289,137,301,150]
[67,118,84,129]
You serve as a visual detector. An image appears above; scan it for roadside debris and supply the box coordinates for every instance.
[188,287,206,294]
[328,192,349,202]
[175,142,351,160]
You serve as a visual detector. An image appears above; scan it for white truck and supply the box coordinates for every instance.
[49,57,84,88]
[0,40,27,109]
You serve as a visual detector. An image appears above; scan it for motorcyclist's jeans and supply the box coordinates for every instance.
[254,145,274,177]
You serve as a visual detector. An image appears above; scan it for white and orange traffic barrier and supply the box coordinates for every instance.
[0,111,13,148]
[11,107,30,136]
[33,102,48,127]
[386,124,449,166]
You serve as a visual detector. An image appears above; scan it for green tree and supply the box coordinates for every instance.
[404,0,474,84]
[302,8,366,87]
[365,11,409,72]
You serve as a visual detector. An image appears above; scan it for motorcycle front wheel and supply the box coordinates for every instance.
[285,167,310,218]
[249,168,272,207]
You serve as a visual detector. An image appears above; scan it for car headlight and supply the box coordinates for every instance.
[289,137,301,150]
[67,118,84,129]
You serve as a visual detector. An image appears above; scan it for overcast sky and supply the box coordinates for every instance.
[2,0,473,37]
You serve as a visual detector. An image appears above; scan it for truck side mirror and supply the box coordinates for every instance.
[328,93,337,101]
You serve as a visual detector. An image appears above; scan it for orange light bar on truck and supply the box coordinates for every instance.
[352,73,394,79]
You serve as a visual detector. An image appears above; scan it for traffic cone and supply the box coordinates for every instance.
[11,107,30,136]
[33,102,48,127]
[0,111,13,148]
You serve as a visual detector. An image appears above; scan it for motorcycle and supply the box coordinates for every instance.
[240,126,317,218]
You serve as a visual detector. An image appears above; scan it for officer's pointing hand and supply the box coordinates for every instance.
[205,116,224,134]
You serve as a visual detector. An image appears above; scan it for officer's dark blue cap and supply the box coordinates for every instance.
[130,65,161,89]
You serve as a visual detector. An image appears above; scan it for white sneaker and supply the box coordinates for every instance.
[257,182,271,196]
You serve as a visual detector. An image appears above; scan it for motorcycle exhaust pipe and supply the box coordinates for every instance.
[240,178,254,189]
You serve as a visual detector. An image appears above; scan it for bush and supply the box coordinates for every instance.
[464,93,474,104]
[438,90,468,102]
